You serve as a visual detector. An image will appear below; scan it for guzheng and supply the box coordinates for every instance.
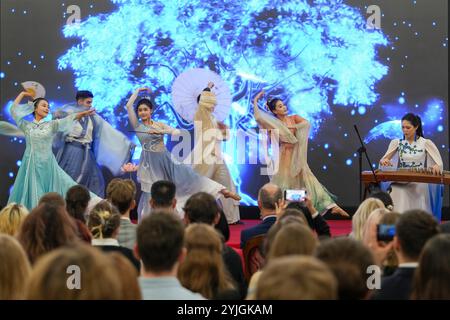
[362,169,450,185]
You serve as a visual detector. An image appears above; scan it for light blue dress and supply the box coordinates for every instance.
[7,103,94,210]
[135,122,224,220]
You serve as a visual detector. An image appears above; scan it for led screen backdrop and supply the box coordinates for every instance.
[0,0,448,207]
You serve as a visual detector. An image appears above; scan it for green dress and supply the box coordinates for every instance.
[7,102,90,210]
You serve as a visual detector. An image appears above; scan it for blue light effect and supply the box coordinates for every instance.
[437,125,444,132]
[364,99,446,144]
[9,172,14,178]
[398,97,405,104]
[54,0,389,204]
[16,160,22,167]
[358,106,366,115]
[346,159,352,166]
[324,143,329,149]
[0,72,5,79]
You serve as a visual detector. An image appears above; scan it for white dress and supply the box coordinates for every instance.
[381,137,443,217]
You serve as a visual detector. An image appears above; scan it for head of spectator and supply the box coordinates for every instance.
[106,178,136,217]
[285,202,313,227]
[65,185,91,223]
[256,256,337,300]
[394,210,439,264]
[267,223,317,261]
[263,215,306,260]
[368,190,394,211]
[17,203,78,264]
[411,234,450,300]
[0,203,29,236]
[178,223,236,299]
[183,192,220,225]
[351,198,385,240]
[88,200,121,240]
[38,192,66,208]
[136,210,185,275]
[315,237,375,299]
[108,252,142,300]
[0,234,31,299]
[257,183,283,218]
[26,244,122,299]
[278,207,308,225]
[150,180,177,210]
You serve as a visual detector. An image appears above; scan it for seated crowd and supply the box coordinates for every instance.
[0,180,449,300]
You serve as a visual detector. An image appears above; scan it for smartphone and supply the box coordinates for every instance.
[284,189,307,202]
[377,224,396,242]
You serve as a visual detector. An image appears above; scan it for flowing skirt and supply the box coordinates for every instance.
[272,144,336,213]
[57,142,105,197]
[137,149,225,221]
[389,182,443,220]
[8,150,97,210]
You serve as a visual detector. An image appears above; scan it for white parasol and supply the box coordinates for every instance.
[21,81,46,99]
[171,68,232,123]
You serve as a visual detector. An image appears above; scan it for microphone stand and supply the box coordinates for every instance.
[353,125,380,201]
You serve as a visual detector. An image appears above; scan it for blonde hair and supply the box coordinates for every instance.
[0,235,31,299]
[0,203,28,236]
[88,200,121,239]
[178,224,235,299]
[26,244,122,300]
[351,198,385,241]
[256,256,337,300]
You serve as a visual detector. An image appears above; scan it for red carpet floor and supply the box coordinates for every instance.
[226,219,351,249]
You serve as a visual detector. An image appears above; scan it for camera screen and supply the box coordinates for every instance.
[377,224,396,241]
[285,189,307,202]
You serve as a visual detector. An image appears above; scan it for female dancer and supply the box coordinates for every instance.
[123,87,240,220]
[7,91,96,210]
[253,90,348,217]
[192,83,240,224]
[379,113,443,220]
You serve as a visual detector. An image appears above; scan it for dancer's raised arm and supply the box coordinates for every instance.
[126,87,151,128]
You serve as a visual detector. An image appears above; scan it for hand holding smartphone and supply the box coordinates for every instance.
[376,224,396,242]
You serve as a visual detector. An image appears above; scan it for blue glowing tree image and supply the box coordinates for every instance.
[58,0,389,204]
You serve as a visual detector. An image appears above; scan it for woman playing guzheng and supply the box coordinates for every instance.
[379,113,444,220]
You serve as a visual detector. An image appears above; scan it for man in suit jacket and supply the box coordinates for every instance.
[371,210,439,300]
[240,183,282,249]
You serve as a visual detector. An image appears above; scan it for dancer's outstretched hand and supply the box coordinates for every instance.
[207,82,214,89]
[76,109,96,120]
[121,162,138,172]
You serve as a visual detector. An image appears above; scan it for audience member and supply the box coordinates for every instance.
[0,203,28,236]
[0,234,31,299]
[136,211,204,300]
[88,200,140,271]
[106,178,137,250]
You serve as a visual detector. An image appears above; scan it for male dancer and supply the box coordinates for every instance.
[53,90,135,197]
